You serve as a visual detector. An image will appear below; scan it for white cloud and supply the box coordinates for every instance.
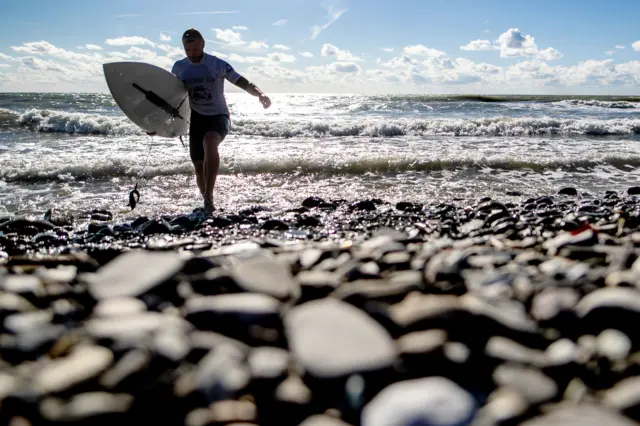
[605,50,616,56]
[160,33,172,42]
[404,44,446,57]
[247,41,269,50]
[300,51,314,58]
[0,64,11,68]
[213,28,244,45]
[274,44,291,51]
[0,53,17,61]
[272,19,288,26]
[633,41,640,52]
[537,47,563,61]
[458,29,563,61]
[311,6,346,40]
[85,44,103,50]
[460,40,496,51]
[266,52,297,63]
[321,43,362,62]
[330,62,361,73]
[105,36,156,47]
[382,48,394,53]
[495,28,563,61]
[232,26,248,31]
[615,45,625,49]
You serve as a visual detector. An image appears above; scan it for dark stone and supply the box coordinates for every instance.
[302,196,326,208]
[262,219,289,231]
[351,200,376,211]
[627,186,640,195]
[558,187,579,196]
[297,215,322,227]
[184,294,283,346]
[137,218,172,235]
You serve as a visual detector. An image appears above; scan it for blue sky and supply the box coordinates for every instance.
[1,0,639,94]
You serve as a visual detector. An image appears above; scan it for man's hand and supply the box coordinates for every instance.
[259,94,271,109]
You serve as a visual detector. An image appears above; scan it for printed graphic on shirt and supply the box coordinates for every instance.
[171,53,242,116]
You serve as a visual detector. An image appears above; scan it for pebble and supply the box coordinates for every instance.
[84,250,185,300]
[361,377,477,426]
[285,298,397,378]
[1,193,640,424]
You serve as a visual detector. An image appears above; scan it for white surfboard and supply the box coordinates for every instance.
[103,61,190,138]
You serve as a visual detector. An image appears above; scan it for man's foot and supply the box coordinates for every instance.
[203,198,215,216]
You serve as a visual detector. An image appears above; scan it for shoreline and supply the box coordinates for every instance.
[1,188,640,425]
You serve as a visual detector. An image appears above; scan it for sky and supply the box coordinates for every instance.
[0,0,639,95]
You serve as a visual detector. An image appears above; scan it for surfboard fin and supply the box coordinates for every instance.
[132,83,184,120]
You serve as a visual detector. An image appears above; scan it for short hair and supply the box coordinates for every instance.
[182,28,204,42]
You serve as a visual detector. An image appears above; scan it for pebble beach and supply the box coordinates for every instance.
[2,187,640,425]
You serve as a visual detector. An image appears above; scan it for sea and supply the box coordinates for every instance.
[1,93,639,221]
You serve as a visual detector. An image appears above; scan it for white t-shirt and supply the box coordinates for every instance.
[171,53,242,116]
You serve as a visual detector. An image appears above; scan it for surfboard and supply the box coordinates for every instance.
[103,61,190,138]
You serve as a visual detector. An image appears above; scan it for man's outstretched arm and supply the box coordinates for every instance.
[233,76,271,109]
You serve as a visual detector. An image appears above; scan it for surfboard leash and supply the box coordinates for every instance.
[128,136,154,210]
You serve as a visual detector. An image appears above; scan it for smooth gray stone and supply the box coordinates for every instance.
[299,415,354,426]
[0,291,36,316]
[84,250,185,300]
[519,403,639,426]
[40,392,134,422]
[248,347,289,380]
[179,343,250,402]
[153,329,190,363]
[99,349,151,390]
[361,377,477,426]
[85,312,191,341]
[1,274,45,297]
[34,345,114,394]
[397,330,447,355]
[4,310,54,334]
[485,337,546,365]
[230,256,300,300]
[531,288,580,322]
[602,377,640,414]
[285,298,397,378]
[492,364,558,404]
[597,329,632,362]
[472,387,529,426]
[575,287,640,317]
[92,297,147,317]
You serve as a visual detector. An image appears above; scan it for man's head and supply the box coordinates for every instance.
[182,28,205,63]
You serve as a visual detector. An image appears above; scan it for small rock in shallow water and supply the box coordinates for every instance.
[284,298,397,379]
[361,376,477,426]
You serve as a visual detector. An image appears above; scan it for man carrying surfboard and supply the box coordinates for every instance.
[171,28,271,215]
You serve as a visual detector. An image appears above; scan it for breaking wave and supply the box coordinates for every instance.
[4,108,640,138]
[3,154,640,184]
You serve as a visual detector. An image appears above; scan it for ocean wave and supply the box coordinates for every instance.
[3,154,640,184]
[556,99,637,109]
[16,108,141,135]
[230,117,640,137]
[3,108,640,138]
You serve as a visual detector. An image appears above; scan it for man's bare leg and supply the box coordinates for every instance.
[193,161,205,198]
[202,130,222,212]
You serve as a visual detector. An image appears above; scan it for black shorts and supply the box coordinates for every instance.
[189,110,231,162]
